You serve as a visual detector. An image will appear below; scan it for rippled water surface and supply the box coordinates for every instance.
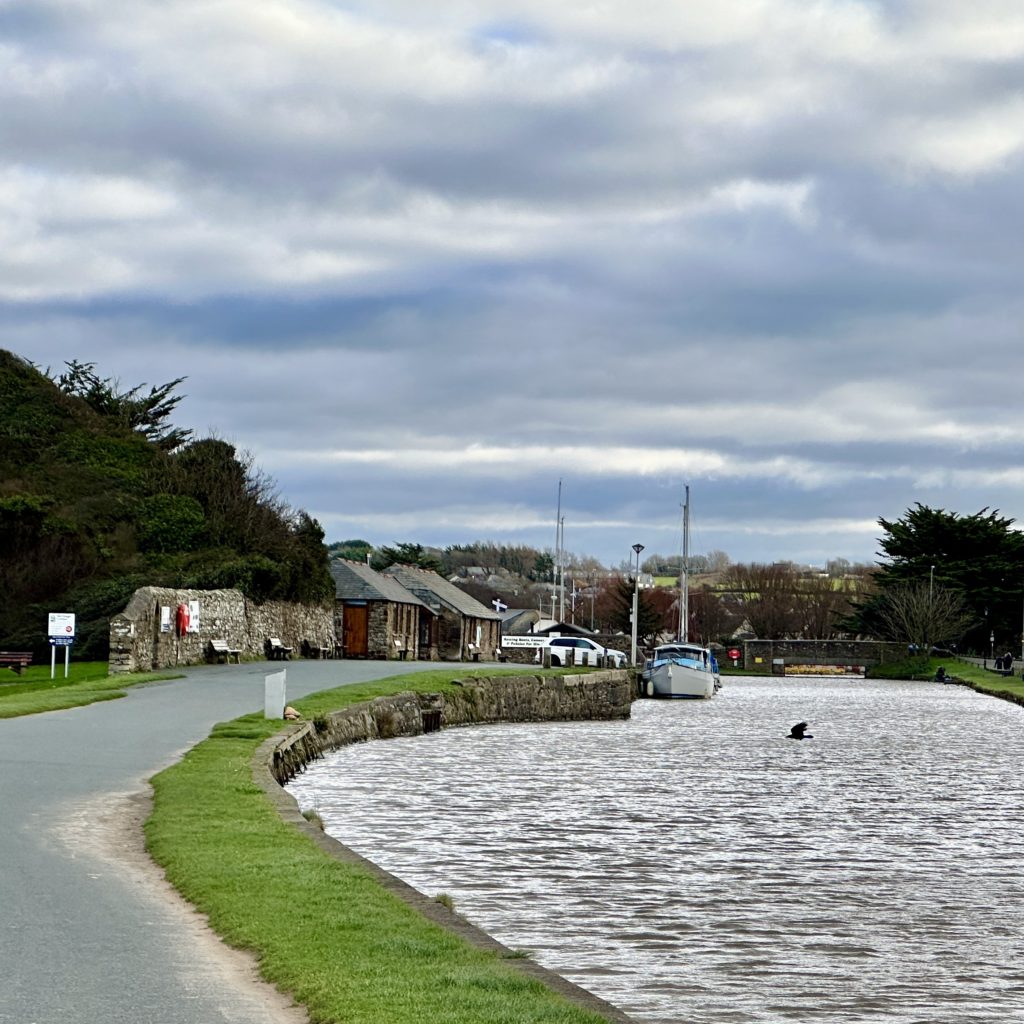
[287,677,1024,1022]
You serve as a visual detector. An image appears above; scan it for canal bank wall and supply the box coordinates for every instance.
[253,670,639,1024]
[264,669,635,784]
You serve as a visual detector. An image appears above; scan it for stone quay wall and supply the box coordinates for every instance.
[108,586,334,673]
[266,670,633,784]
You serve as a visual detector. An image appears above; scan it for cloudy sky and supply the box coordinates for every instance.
[4,0,1024,567]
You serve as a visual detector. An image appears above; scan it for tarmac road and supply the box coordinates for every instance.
[0,658,440,1024]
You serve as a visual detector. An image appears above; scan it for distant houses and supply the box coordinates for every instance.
[330,559,501,661]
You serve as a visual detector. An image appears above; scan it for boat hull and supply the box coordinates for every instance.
[649,661,716,699]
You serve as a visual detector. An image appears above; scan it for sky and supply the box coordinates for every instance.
[4,0,1024,569]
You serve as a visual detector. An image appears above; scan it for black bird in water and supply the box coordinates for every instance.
[788,721,813,740]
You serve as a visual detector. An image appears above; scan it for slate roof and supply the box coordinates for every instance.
[383,564,502,620]
[329,559,427,607]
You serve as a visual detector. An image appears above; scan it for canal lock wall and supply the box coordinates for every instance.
[253,669,640,1024]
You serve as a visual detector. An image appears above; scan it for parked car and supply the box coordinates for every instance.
[535,636,628,668]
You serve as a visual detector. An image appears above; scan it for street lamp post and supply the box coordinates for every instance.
[630,543,645,667]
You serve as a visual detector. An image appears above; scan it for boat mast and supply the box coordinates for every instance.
[555,480,564,623]
[678,485,689,642]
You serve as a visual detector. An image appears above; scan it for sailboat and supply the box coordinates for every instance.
[644,486,721,699]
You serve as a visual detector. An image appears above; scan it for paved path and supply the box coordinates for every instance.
[0,659,447,1024]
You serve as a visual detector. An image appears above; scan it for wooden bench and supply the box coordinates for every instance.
[393,638,408,661]
[0,651,33,675]
[209,639,241,664]
[302,639,331,659]
[267,637,293,661]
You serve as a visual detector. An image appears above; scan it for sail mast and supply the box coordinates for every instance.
[679,485,690,642]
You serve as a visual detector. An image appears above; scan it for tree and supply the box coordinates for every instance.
[600,576,666,646]
[328,539,374,563]
[688,586,740,644]
[532,552,555,581]
[791,574,857,639]
[53,360,192,451]
[859,504,1024,652]
[723,562,800,638]
[372,542,443,573]
[875,582,975,653]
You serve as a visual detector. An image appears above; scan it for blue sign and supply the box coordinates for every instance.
[49,637,74,646]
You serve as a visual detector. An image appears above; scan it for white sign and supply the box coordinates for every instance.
[160,606,171,633]
[500,635,548,648]
[48,612,76,638]
[188,599,200,634]
[264,670,287,719]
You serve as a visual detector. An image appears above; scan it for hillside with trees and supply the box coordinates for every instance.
[0,351,332,659]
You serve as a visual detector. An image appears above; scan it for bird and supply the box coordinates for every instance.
[788,721,813,740]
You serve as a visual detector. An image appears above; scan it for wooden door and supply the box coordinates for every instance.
[343,604,369,657]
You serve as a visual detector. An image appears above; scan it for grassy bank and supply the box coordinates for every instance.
[867,656,1024,701]
[146,669,617,1024]
[0,661,178,718]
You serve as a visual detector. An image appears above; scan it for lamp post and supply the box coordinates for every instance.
[630,542,645,667]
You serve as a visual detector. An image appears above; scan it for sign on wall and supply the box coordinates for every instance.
[188,600,200,634]
[500,635,548,648]
[160,606,171,633]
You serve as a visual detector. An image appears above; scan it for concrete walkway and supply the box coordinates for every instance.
[0,659,448,1024]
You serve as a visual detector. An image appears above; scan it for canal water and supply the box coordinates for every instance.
[287,676,1024,1023]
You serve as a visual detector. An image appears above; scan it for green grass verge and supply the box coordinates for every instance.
[867,656,1024,700]
[146,668,615,1024]
[0,660,179,718]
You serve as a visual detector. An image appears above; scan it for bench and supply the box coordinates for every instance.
[393,638,408,661]
[209,639,241,664]
[0,651,32,675]
[267,637,293,660]
[302,639,331,659]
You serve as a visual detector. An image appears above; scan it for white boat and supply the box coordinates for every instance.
[643,486,720,699]
[644,642,719,698]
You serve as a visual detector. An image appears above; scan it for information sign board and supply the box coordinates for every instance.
[500,635,548,649]
[48,612,76,638]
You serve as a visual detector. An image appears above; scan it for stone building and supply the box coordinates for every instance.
[384,564,503,661]
[329,560,426,660]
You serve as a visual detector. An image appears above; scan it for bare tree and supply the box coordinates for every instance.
[792,574,858,639]
[876,582,975,653]
[724,562,800,638]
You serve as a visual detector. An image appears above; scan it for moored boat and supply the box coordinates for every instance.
[643,642,720,698]
[641,485,721,699]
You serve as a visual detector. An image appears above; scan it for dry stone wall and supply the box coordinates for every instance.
[108,586,334,673]
[268,670,633,784]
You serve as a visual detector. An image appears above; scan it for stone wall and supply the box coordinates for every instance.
[267,670,633,784]
[108,586,334,673]
[741,638,906,674]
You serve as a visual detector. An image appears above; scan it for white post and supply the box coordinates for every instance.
[264,670,287,719]
[64,645,70,678]
[50,645,56,680]
[630,582,639,667]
